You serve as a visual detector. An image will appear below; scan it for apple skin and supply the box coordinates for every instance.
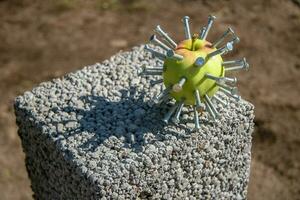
[163,38,224,105]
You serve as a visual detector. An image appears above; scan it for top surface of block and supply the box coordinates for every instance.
[15,45,254,199]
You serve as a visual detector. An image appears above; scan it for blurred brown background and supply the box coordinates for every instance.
[0,0,299,199]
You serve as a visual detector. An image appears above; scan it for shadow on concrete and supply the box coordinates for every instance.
[55,86,194,153]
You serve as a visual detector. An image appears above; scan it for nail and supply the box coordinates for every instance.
[202,15,217,40]
[204,94,219,119]
[193,106,200,130]
[222,77,237,84]
[205,73,237,84]
[140,64,161,76]
[150,79,164,86]
[229,36,240,44]
[224,58,249,71]
[194,90,205,110]
[216,82,238,94]
[150,35,172,51]
[222,58,243,66]
[199,27,207,40]
[172,77,187,92]
[144,45,167,61]
[144,67,163,71]
[149,67,163,71]
[204,101,216,120]
[172,100,185,124]
[213,94,227,106]
[142,64,163,72]
[242,57,250,70]
[160,95,171,105]
[142,71,162,76]
[194,57,205,68]
[182,16,191,40]
[155,25,177,49]
[219,87,241,101]
[163,101,180,124]
[140,65,163,76]
[205,73,219,81]
[153,87,171,104]
[166,50,184,61]
[212,27,234,48]
[207,42,233,59]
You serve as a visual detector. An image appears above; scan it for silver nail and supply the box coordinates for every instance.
[150,79,164,86]
[172,77,187,92]
[216,82,238,94]
[204,94,219,119]
[155,25,177,49]
[205,73,220,81]
[202,15,217,40]
[193,106,200,130]
[141,64,163,72]
[213,94,227,106]
[144,67,163,71]
[160,95,171,105]
[163,101,180,124]
[204,101,216,120]
[222,58,243,66]
[150,67,163,71]
[166,50,184,61]
[144,45,167,61]
[149,35,172,51]
[182,16,191,40]
[172,100,185,124]
[229,36,240,44]
[153,87,171,104]
[222,77,237,84]
[205,73,237,84]
[212,27,234,48]
[219,87,241,101]
[140,66,163,76]
[199,27,207,40]
[207,42,233,59]
[224,58,249,71]
[194,90,205,110]
[142,72,161,76]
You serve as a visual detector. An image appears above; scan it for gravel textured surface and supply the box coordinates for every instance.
[14,45,254,199]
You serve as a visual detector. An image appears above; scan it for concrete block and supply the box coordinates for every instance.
[14,45,255,199]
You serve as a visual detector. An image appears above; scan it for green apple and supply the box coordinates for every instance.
[163,37,224,105]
